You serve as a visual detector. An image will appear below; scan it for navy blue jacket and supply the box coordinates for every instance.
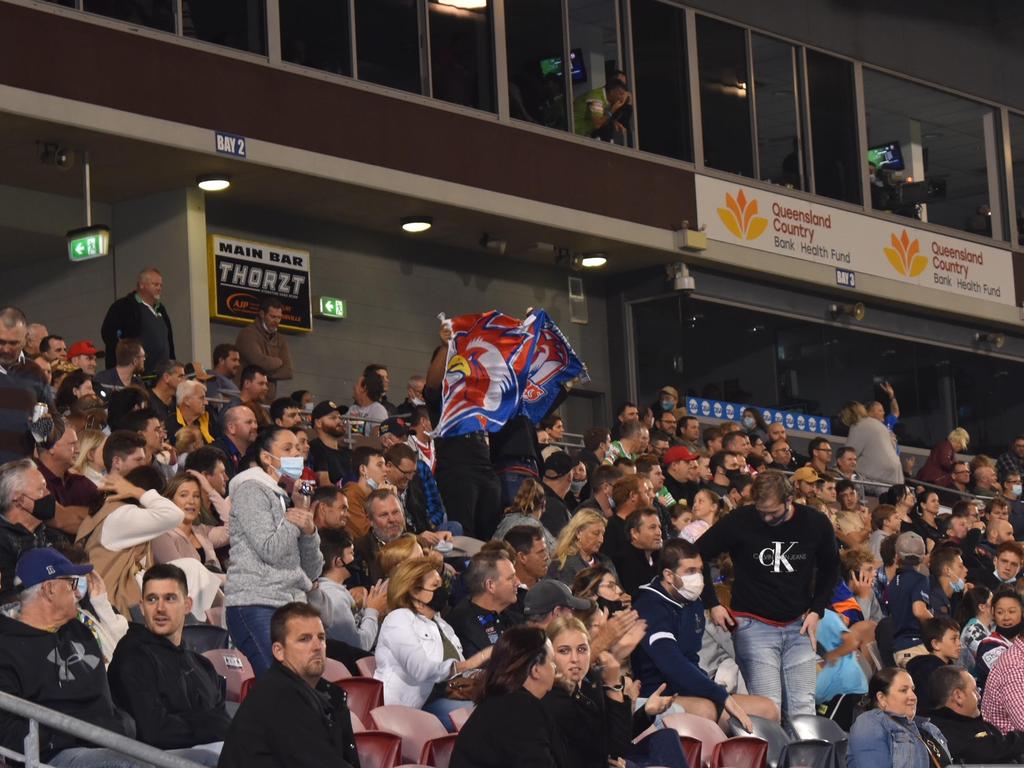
[631,578,728,708]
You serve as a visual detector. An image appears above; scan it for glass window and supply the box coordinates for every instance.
[280,0,351,75]
[696,16,753,177]
[568,0,629,144]
[863,68,1001,237]
[806,50,861,204]
[629,0,691,162]
[428,0,495,112]
[184,1,267,54]
[83,0,174,33]
[751,34,803,189]
[505,0,567,130]
[1009,113,1024,245]
[356,0,422,94]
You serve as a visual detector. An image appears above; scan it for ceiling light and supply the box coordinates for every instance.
[401,217,432,233]
[438,0,488,7]
[974,331,1005,349]
[829,302,865,321]
[579,254,607,269]
[197,175,230,192]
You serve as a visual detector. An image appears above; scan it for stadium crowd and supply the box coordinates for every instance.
[0,269,1022,767]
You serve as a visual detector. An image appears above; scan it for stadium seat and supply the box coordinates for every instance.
[355,730,402,768]
[448,706,473,732]
[370,705,448,764]
[335,677,385,725]
[322,657,352,683]
[785,715,848,743]
[680,735,703,768]
[726,716,791,768]
[419,733,457,768]
[202,649,254,702]
[239,677,255,702]
[356,656,378,678]
[182,624,230,653]
[662,712,727,767]
[350,711,366,732]
[777,739,838,768]
[862,641,883,672]
[711,736,768,768]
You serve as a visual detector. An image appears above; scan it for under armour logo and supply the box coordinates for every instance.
[47,641,100,682]
[757,541,798,573]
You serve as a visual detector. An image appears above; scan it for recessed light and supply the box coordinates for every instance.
[401,217,433,233]
[197,175,230,192]
[579,254,607,268]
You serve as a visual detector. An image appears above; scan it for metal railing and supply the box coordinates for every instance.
[0,690,205,768]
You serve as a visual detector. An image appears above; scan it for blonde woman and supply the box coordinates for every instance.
[917,427,970,485]
[842,401,903,487]
[548,509,617,585]
[70,428,107,485]
[378,532,426,577]
[492,479,556,553]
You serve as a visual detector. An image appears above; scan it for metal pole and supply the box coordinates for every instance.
[24,718,39,768]
[83,150,92,227]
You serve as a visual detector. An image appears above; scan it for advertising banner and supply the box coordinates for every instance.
[685,396,831,435]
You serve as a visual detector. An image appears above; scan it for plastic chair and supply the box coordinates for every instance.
[239,676,255,702]
[785,715,848,744]
[356,656,378,678]
[355,730,402,768]
[680,735,703,768]
[322,657,352,683]
[448,706,474,732]
[201,649,254,703]
[420,733,457,768]
[662,712,727,768]
[182,624,231,653]
[725,716,790,768]
[777,739,838,768]
[350,711,366,732]
[712,736,768,768]
[370,705,448,764]
[335,677,385,725]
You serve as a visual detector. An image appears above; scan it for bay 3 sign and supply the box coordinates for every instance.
[695,176,1014,306]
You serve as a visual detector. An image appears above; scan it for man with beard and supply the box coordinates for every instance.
[307,400,351,488]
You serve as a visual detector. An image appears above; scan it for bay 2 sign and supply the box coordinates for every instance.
[696,176,1015,307]
[208,234,312,332]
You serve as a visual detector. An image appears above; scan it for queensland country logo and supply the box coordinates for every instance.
[884,230,927,277]
[717,190,768,241]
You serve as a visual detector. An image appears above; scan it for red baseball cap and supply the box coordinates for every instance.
[68,340,102,358]
[663,445,699,465]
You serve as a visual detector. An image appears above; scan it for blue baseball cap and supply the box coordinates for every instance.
[14,548,92,591]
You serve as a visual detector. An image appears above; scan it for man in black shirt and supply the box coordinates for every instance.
[615,508,664,596]
[308,400,352,487]
[929,666,1024,764]
[0,458,61,605]
[540,451,574,536]
[662,445,701,509]
[445,550,521,656]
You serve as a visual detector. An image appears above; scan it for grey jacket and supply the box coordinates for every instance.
[224,467,323,608]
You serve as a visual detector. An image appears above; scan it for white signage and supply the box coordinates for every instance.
[695,176,1015,306]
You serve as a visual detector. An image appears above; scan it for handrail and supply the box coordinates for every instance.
[0,690,206,768]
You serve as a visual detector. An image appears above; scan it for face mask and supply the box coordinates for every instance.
[570,480,586,496]
[596,596,624,614]
[279,456,304,480]
[1013,484,1022,497]
[1001,621,1023,639]
[607,496,616,511]
[725,468,745,483]
[410,397,425,407]
[660,400,675,412]
[949,577,965,593]
[675,572,704,602]
[420,585,448,613]
[366,477,379,491]
[742,416,756,430]
[303,402,314,413]
[31,494,56,521]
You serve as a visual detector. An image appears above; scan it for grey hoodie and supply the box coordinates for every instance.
[224,467,323,607]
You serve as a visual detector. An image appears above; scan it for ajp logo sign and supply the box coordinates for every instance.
[718,190,768,241]
[884,230,927,277]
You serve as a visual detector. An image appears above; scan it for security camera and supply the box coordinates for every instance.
[40,142,75,170]
[667,262,695,293]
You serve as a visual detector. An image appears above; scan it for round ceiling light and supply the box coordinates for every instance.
[197,175,231,192]
[401,217,433,233]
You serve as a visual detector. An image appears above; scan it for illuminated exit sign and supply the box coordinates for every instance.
[66,226,110,262]
[317,296,347,319]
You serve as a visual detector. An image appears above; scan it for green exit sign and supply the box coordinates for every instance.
[66,225,110,262]
[318,296,347,319]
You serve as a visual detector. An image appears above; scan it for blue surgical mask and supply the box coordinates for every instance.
[279,456,304,479]
[1013,484,1022,497]
[660,399,675,412]
[742,416,756,430]
[570,479,586,496]
[950,577,965,593]
[366,477,379,491]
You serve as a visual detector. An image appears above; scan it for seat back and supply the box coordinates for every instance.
[662,712,727,767]
[350,711,366,732]
[370,705,448,764]
[322,657,352,683]
[712,736,768,768]
[356,655,378,678]
[419,733,457,768]
[726,716,790,768]
[182,624,231,653]
[448,706,474,732]
[201,649,254,702]
[680,735,703,768]
[785,714,848,744]
[874,616,896,666]
[355,730,402,768]
[777,739,837,768]
[335,677,385,725]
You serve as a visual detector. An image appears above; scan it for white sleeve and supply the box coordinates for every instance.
[378,612,459,683]
[99,490,185,551]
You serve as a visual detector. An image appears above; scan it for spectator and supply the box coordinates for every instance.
[301,399,348,487]
[0,549,138,767]
[226,364,270,427]
[653,407,677,440]
[970,461,1002,496]
[311,484,349,531]
[575,463,621,519]
[0,458,62,605]
[847,668,950,768]
[67,340,101,377]
[151,473,228,577]
[54,369,95,414]
[183,445,231,527]
[168,379,213,444]
[505,525,550,614]
[631,538,777,729]
[101,267,173,373]
[374,557,492,728]
[343,446,392,540]
[841,401,904,487]
[929,665,1024,763]
[35,415,102,536]
[790,466,820,505]
[406,404,436,471]
[549,509,616,585]
[918,427,970,485]
[107,564,228,765]
[103,387,147,432]
[70,428,107,485]
[224,427,323,676]
[835,445,865,494]
[698,471,840,720]
[814,608,870,729]
[909,489,943,548]
[677,415,702,454]
[205,343,241,407]
[906,616,961,713]
[615,508,663,596]
[889,532,933,666]
[978,540,1023,591]
[493,479,556,552]
[996,435,1024,483]
[869,504,902,558]
[662,445,701,509]
[317,528,386,650]
[40,333,67,363]
[269,397,302,429]
[445,550,521,656]
[975,590,1022,691]
[353,489,407,583]
[955,585,992,675]
[219,602,359,768]
[740,406,768,443]
[215,405,258,477]
[100,429,149,480]
[981,628,1024,734]
[635,453,672,512]
[538,413,565,446]
[93,338,146,392]
[835,547,883,623]
[928,545,967,620]
[147,359,185,425]
[397,374,426,414]
[378,532,434,577]
[600,474,653,564]
[234,297,293,400]
[706,450,743,498]
[540,450,575,536]
[363,363,396,414]
[571,565,631,614]
[384,442,450,542]
[523,578,592,628]
[0,307,27,376]
[23,325,46,360]
[348,367,389,434]
[807,437,833,475]
[604,419,643,466]
[609,401,639,440]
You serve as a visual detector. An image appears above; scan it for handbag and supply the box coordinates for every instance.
[445,670,481,701]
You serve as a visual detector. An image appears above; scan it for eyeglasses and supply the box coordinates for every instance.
[774,447,792,454]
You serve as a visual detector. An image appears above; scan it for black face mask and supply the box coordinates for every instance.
[724,468,745,483]
[426,586,449,614]
[1000,621,1023,639]
[31,494,56,521]
[596,596,625,615]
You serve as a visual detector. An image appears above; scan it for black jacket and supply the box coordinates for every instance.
[540,484,572,537]
[218,661,359,768]
[108,623,230,749]
[928,707,1024,764]
[616,545,659,597]
[101,290,175,370]
[452,689,567,768]
[444,598,519,657]
[0,516,61,604]
[0,615,127,761]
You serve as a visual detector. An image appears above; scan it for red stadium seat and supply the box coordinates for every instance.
[201,649,254,703]
[712,736,769,768]
[335,677,385,725]
[350,711,366,732]
[448,706,474,732]
[322,657,352,683]
[662,712,727,768]
[370,705,448,764]
[355,730,402,768]
[356,656,378,678]
[680,735,703,768]
[420,733,457,768]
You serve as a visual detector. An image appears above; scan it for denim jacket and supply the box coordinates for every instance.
[848,708,949,768]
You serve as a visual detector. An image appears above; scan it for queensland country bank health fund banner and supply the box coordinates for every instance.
[208,234,313,332]
[696,176,1015,307]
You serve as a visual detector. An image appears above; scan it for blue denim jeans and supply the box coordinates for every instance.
[226,604,276,677]
[731,615,817,721]
[423,697,465,732]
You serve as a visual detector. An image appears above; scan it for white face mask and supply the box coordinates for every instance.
[674,572,704,602]
[1013,484,1022,497]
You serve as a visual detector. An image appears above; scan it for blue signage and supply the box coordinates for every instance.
[835,268,856,288]
[215,131,247,158]
[686,397,831,435]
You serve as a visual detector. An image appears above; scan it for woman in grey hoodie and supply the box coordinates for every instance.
[225,427,323,676]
